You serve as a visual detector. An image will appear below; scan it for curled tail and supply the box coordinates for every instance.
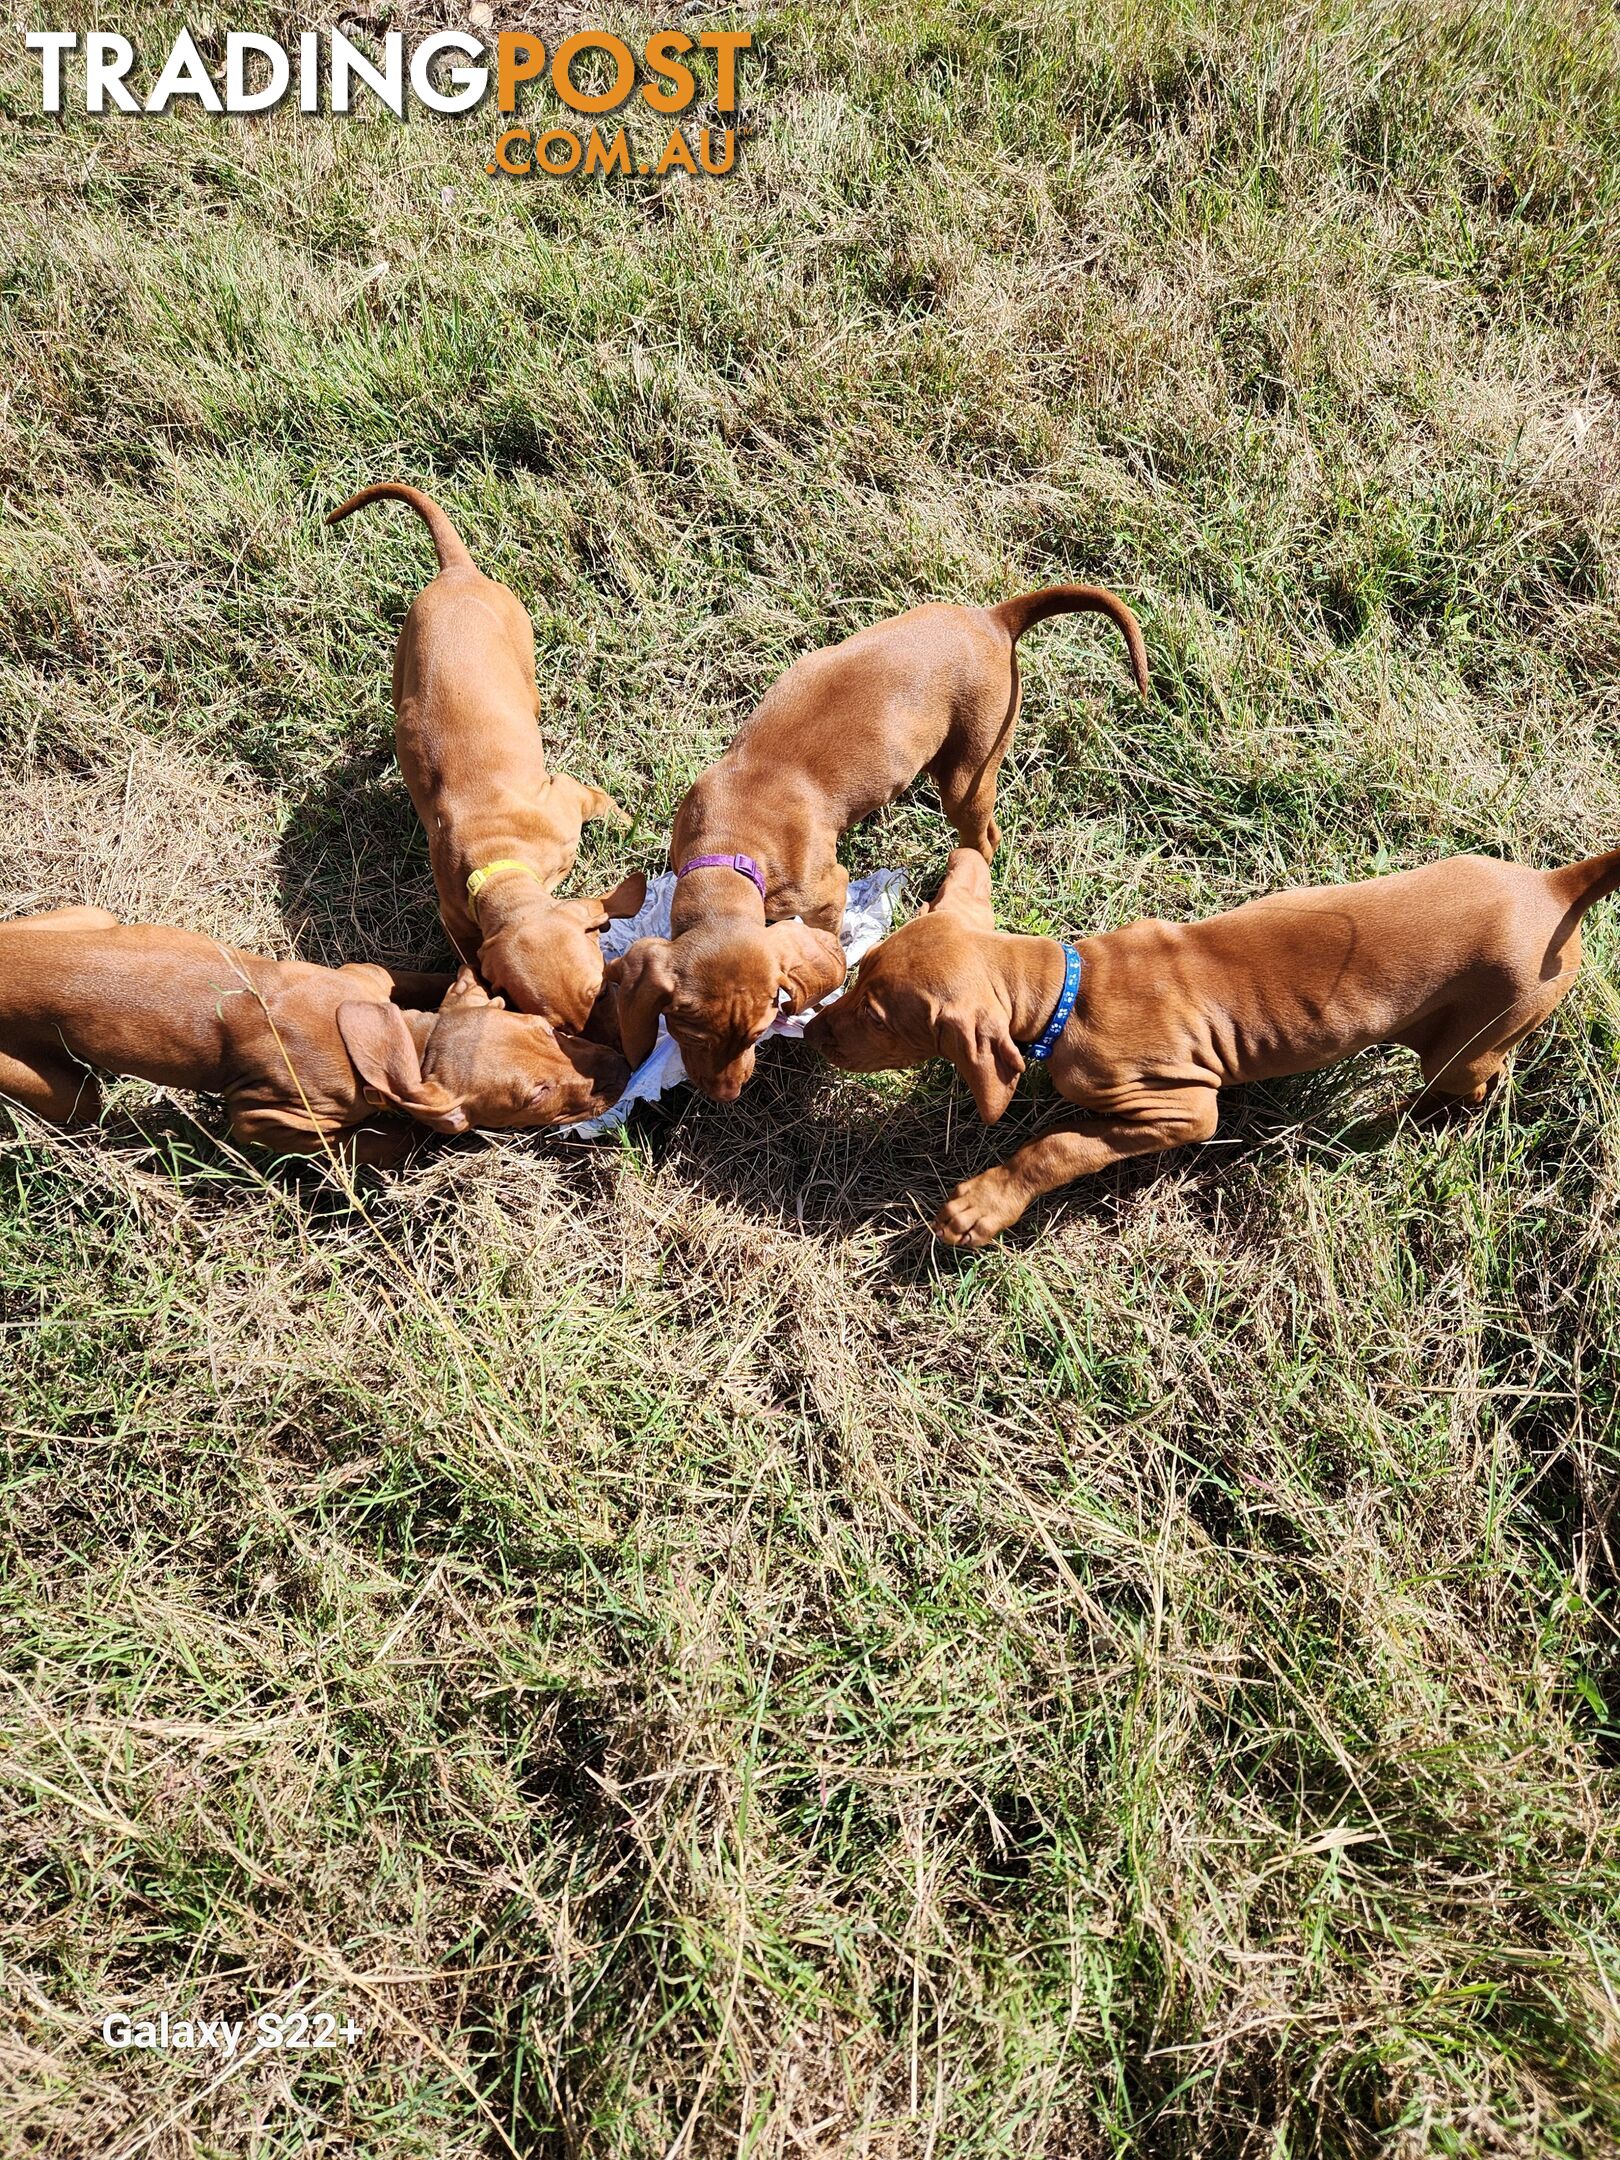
[1549,847,1620,917]
[324,482,473,573]
[990,583,1149,699]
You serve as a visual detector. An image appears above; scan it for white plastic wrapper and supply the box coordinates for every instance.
[572,868,907,1137]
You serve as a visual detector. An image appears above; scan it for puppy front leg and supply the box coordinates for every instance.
[230,1107,423,1171]
[934,1091,1218,1247]
[0,1050,103,1129]
[338,1120,425,1170]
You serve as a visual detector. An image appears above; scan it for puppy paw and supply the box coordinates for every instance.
[933,1175,1024,1248]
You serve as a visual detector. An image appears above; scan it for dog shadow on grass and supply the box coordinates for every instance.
[274,747,451,975]
[600,1042,1116,1275]
[611,1046,1449,1279]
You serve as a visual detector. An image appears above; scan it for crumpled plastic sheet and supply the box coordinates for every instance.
[571,868,907,1138]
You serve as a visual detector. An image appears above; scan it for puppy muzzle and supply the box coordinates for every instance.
[804,1010,847,1063]
[589,1054,630,1109]
[693,1050,754,1102]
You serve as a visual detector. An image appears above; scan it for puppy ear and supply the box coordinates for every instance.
[936,1006,1025,1124]
[599,870,647,919]
[558,894,611,934]
[336,1002,471,1134]
[607,937,677,1068]
[559,870,649,936]
[925,849,995,928]
[441,964,498,1010]
[767,921,847,1015]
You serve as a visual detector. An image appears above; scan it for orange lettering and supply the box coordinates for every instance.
[535,126,583,174]
[584,126,632,175]
[699,31,751,112]
[654,126,698,176]
[643,29,696,115]
[492,125,532,174]
[552,31,634,115]
[496,34,545,114]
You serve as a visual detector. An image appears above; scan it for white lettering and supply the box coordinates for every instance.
[145,29,223,114]
[25,31,77,113]
[409,31,487,115]
[225,34,289,113]
[86,33,139,114]
[330,30,403,116]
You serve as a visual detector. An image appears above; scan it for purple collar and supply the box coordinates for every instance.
[677,851,767,902]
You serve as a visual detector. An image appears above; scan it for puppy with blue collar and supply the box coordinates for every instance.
[808,844,1620,1247]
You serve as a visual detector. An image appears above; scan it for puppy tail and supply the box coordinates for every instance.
[990,584,1150,699]
[324,482,474,572]
[1548,847,1620,917]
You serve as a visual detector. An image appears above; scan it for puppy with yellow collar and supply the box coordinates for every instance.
[327,482,645,1031]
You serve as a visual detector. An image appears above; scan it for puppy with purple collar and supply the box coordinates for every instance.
[807,845,1620,1247]
[607,584,1148,1102]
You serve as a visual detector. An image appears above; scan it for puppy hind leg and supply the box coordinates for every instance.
[1413,991,1567,1108]
[931,665,1022,862]
[934,1089,1219,1247]
[932,749,1007,862]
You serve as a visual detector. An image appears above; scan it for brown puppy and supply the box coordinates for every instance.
[326,483,645,1029]
[609,586,1149,1101]
[809,846,1620,1246]
[0,909,628,1164]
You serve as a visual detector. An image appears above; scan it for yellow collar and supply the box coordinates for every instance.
[466,858,545,924]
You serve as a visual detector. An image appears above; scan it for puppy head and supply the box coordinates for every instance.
[477,873,647,1032]
[806,903,1024,1124]
[607,919,845,1101]
[415,972,629,1129]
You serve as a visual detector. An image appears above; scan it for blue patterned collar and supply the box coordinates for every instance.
[1019,941,1082,1062]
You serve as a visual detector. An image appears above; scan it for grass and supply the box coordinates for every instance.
[2,0,1620,2151]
